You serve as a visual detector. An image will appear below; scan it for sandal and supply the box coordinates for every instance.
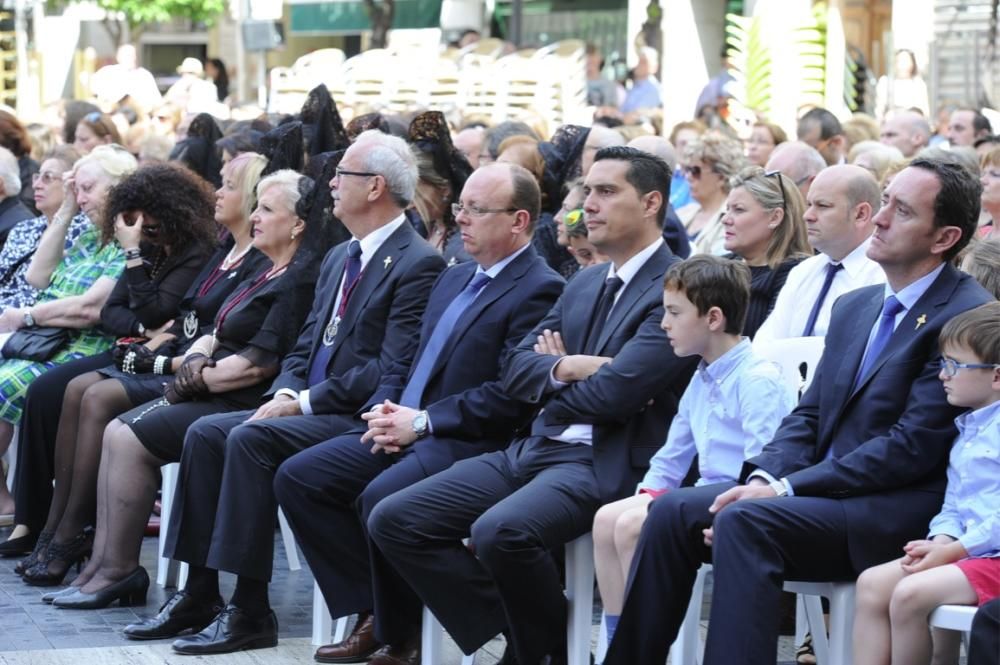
[796,632,817,665]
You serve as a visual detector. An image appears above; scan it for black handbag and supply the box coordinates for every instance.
[2,326,71,361]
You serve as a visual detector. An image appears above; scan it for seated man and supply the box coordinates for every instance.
[126,130,447,653]
[604,157,995,665]
[369,146,699,665]
[274,162,564,665]
[754,164,885,343]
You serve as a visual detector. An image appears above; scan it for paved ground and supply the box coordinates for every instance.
[0,524,818,664]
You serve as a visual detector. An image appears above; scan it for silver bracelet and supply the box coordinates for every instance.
[153,355,167,375]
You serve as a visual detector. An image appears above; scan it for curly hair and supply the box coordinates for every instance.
[101,162,217,252]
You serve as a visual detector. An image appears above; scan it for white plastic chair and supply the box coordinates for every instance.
[752,336,826,399]
[3,425,17,493]
[311,583,351,646]
[784,580,856,665]
[928,604,977,653]
[156,462,300,588]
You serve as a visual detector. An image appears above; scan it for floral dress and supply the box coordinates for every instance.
[0,213,91,311]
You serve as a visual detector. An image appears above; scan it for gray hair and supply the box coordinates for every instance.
[0,146,21,198]
[257,169,308,217]
[355,129,418,208]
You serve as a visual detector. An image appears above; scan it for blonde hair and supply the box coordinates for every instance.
[730,166,811,270]
[227,152,267,225]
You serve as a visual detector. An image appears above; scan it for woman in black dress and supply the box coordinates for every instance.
[17,155,267,585]
[50,169,328,609]
[719,166,812,338]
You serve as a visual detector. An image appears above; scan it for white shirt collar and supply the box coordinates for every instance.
[835,236,875,278]
[478,243,531,279]
[883,263,946,312]
[606,237,664,288]
[353,214,407,271]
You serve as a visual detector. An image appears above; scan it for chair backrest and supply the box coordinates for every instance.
[752,336,826,400]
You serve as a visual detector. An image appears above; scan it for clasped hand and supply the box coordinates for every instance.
[899,536,965,574]
[361,400,419,454]
[165,353,214,403]
[701,479,778,546]
[112,342,157,373]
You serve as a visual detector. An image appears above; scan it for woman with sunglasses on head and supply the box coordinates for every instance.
[720,166,811,338]
[73,113,122,156]
[12,155,268,585]
[44,170,329,609]
[677,134,746,256]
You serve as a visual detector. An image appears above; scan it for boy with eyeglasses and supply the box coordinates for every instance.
[852,301,1000,665]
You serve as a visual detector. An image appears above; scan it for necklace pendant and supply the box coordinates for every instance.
[323,317,340,346]
[183,311,199,339]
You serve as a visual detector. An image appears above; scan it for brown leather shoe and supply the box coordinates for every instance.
[314,613,381,663]
[367,640,421,665]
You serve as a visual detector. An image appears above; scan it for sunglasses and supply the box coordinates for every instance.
[682,165,703,179]
[564,208,584,227]
[83,111,103,123]
[764,170,787,212]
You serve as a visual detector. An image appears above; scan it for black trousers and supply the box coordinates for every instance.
[968,598,999,665]
[162,409,357,581]
[604,483,857,665]
[274,432,431,642]
[368,437,602,664]
[13,351,113,532]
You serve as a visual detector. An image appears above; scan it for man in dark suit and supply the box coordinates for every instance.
[130,130,446,654]
[368,146,698,665]
[604,158,995,665]
[273,162,564,665]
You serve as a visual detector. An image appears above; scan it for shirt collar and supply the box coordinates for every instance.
[353,213,406,271]
[955,399,1000,435]
[698,338,752,384]
[606,237,664,288]
[479,243,530,279]
[882,263,945,312]
[836,236,874,277]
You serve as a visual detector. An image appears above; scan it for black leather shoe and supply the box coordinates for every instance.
[171,604,278,654]
[0,531,38,558]
[124,590,224,640]
[52,567,149,609]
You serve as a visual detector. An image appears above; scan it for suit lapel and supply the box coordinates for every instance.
[330,222,413,357]
[594,245,671,354]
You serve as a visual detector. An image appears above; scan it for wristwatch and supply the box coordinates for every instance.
[412,410,430,439]
[22,309,34,328]
[769,479,790,497]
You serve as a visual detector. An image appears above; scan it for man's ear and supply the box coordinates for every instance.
[642,190,663,223]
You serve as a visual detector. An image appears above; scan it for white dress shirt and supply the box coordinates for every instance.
[753,237,885,345]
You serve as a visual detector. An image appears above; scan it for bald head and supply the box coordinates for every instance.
[582,125,627,176]
[454,127,486,169]
[804,164,880,261]
[765,141,826,199]
[627,135,677,173]
[880,111,930,157]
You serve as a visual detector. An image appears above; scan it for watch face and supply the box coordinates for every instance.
[413,412,428,434]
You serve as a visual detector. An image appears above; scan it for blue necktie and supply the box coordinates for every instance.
[801,262,843,336]
[399,271,492,408]
[852,295,905,391]
[307,240,362,387]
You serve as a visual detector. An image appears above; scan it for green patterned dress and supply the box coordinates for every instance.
[0,222,124,423]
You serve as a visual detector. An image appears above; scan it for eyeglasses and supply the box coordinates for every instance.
[938,358,1000,378]
[564,208,584,227]
[682,165,703,179]
[32,171,61,186]
[451,203,517,219]
[335,168,379,179]
[764,170,787,211]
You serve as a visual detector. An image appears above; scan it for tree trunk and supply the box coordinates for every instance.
[363,0,394,49]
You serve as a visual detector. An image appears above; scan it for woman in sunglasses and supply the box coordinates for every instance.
[720,166,811,338]
[677,134,746,256]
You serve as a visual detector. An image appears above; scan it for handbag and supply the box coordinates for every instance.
[2,326,71,362]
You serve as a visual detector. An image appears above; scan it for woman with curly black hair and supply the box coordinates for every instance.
[0,162,215,577]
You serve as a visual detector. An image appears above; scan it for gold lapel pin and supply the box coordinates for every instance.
[915,314,927,330]
[383,256,393,269]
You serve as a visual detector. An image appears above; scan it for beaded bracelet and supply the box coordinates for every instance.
[153,355,168,375]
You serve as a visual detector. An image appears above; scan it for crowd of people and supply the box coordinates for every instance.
[0,39,996,665]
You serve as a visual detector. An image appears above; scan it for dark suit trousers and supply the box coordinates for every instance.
[162,409,357,581]
[368,437,603,664]
[605,483,857,665]
[274,434,434,642]
[968,598,999,665]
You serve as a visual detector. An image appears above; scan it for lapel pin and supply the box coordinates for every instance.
[383,256,393,269]
[915,314,927,330]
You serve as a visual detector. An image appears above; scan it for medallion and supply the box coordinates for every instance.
[183,311,199,339]
[323,316,340,346]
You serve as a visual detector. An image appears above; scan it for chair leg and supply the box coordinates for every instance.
[802,594,830,665]
[565,534,595,665]
[670,564,710,665]
[422,606,445,665]
[277,507,301,571]
[4,425,17,493]
[312,581,333,646]
[157,463,180,588]
[827,584,855,665]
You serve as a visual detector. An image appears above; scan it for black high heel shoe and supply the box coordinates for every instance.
[21,531,93,587]
[14,530,53,576]
[52,567,149,609]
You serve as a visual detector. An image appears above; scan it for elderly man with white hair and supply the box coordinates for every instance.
[0,147,35,249]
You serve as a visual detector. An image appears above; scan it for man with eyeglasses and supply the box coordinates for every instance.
[0,147,36,248]
[275,162,564,665]
[755,164,886,344]
[369,146,697,665]
[144,131,447,654]
[605,157,994,665]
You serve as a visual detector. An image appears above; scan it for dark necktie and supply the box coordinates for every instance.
[801,262,844,337]
[399,271,492,408]
[531,275,625,438]
[852,295,905,391]
[307,240,363,387]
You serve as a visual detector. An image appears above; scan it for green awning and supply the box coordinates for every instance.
[290,0,442,34]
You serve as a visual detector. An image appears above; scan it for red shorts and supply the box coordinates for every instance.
[639,488,669,499]
[955,557,1000,605]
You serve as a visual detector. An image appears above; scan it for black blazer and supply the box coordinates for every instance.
[269,221,446,416]
[744,264,994,569]
[366,246,564,473]
[503,243,698,502]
